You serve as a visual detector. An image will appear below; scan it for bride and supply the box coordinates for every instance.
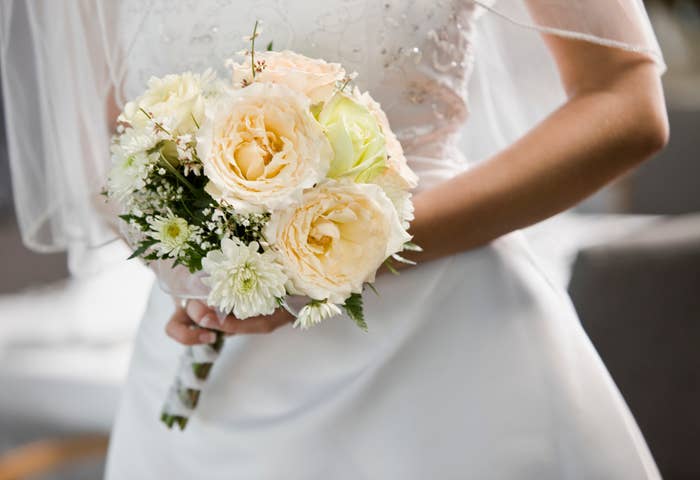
[1,0,668,478]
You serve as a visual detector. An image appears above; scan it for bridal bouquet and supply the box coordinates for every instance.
[105,24,419,430]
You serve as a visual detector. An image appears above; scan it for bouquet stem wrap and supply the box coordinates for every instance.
[154,271,223,429]
[161,327,225,430]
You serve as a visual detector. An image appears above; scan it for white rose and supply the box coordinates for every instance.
[197,82,332,213]
[316,92,387,183]
[120,70,217,135]
[352,88,419,189]
[266,180,411,304]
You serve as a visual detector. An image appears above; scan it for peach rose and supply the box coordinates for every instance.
[197,82,332,212]
[266,180,411,303]
[232,50,346,105]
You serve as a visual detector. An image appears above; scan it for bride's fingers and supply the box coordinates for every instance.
[185,300,232,333]
[227,309,293,334]
[197,308,293,335]
[165,308,218,345]
[185,299,293,335]
[185,300,213,325]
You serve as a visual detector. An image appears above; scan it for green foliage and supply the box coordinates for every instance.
[128,239,157,259]
[343,293,367,332]
[365,282,379,296]
[383,258,400,275]
[115,151,270,273]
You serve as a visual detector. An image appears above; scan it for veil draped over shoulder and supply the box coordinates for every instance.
[0,0,664,270]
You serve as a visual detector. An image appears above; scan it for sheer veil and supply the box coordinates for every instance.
[0,0,664,270]
[463,0,664,163]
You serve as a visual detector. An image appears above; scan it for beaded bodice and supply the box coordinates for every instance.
[110,0,486,190]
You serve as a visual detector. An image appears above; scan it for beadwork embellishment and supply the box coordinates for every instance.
[113,0,482,171]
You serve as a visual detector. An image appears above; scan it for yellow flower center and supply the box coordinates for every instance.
[165,223,181,239]
[236,264,258,293]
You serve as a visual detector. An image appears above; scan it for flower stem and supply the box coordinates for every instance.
[159,152,197,193]
[250,20,259,80]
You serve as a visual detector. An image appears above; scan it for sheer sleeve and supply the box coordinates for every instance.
[0,0,117,255]
[460,0,665,163]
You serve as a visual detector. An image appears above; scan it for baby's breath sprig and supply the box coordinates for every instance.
[336,72,358,94]
[248,20,262,80]
[139,107,171,136]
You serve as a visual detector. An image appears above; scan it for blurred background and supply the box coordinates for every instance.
[0,1,698,479]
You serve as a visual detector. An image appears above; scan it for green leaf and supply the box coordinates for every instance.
[190,112,200,129]
[266,40,274,51]
[343,293,367,332]
[383,258,400,275]
[193,197,214,209]
[365,282,379,296]
[143,251,161,261]
[128,239,158,260]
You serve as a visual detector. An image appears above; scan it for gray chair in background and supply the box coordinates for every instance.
[569,213,700,480]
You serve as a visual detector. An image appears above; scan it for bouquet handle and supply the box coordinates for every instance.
[160,307,227,430]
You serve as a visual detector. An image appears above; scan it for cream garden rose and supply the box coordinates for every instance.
[371,167,416,230]
[120,70,217,135]
[266,180,411,304]
[198,82,333,212]
[231,50,346,105]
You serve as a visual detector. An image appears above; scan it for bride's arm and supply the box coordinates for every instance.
[407,36,668,264]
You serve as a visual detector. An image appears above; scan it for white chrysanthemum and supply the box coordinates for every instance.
[119,126,160,155]
[107,127,161,200]
[202,238,288,319]
[293,301,341,330]
[148,214,192,257]
[108,149,153,200]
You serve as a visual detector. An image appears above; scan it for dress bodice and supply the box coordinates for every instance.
[110,0,485,190]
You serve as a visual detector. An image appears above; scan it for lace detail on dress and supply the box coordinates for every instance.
[370,0,479,156]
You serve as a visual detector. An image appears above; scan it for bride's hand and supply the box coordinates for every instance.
[165,300,294,345]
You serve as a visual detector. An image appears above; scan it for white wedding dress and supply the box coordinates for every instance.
[0,0,663,478]
[101,2,661,478]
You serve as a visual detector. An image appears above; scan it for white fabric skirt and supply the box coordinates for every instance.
[105,231,659,479]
